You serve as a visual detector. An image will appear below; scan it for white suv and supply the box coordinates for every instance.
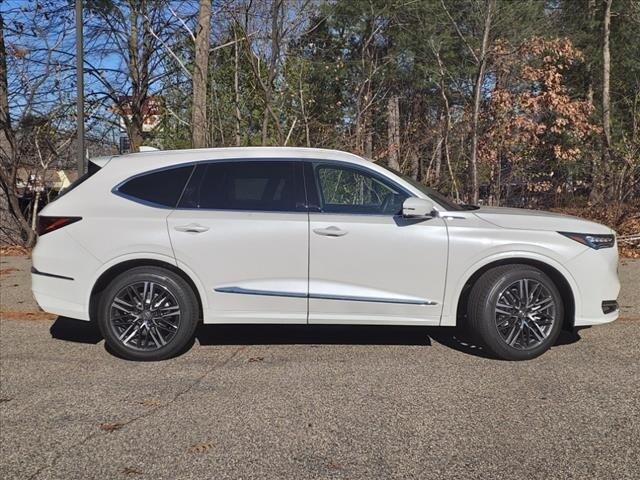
[32,147,620,361]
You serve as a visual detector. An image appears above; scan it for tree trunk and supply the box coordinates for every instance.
[469,0,495,205]
[586,0,596,106]
[192,0,212,148]
[123,0,152,153]
[387,95,400,170]
[234,27,241,146]
[262,0,284,145]
[601,0,613,183]
[592,0,613,203]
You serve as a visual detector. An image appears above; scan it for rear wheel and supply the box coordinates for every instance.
[97,266,199,361]
[467,265,563,360]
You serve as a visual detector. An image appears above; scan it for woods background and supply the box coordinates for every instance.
[1,0,639,252]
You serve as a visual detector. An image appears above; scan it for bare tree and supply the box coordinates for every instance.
[0,13,33,245]
[441,0,495,204]
[0,8,79,246]
[192,0,212,148]
[85,0,183,152]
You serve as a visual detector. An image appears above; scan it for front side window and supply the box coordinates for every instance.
[315,165,408,215]
[116,165,194,207]
[179,160,304,212]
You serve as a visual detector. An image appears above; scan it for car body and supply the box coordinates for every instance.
[31,147,620,360]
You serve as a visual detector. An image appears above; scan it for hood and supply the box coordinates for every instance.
[473,206,613,234]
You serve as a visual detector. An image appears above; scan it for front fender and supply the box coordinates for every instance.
[441,248,582,327]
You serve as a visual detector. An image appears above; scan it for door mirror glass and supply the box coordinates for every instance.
[402,197,435,218]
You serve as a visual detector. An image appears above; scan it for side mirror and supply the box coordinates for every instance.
[402,197,435,218]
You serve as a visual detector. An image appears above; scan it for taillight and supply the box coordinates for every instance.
[37,216,82,236]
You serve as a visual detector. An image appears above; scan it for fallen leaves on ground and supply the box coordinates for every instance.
[0,310,57,321]
[138,399,163,407]
[188,442,215,454]
[0,245,30,256]
[122,467,143,476]
[99,422,125,432]
[248,356,264,362]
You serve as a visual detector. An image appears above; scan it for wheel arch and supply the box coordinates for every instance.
[455,257,577,331]
[89,258,205,322]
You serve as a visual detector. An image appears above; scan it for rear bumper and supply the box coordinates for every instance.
[31,272,90,320]
[31,230,99,321]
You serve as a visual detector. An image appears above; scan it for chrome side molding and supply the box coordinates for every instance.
[215,286,437,306]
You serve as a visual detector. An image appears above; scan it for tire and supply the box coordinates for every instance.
[467,264,563,361]
[97,266,199,361]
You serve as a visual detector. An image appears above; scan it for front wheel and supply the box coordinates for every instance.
[467,265,564,361]
[97,266,199,361]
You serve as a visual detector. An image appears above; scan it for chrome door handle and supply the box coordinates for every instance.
[174,223,209,233]
[313,226,348,237]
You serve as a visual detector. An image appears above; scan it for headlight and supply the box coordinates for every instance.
[558,232,615,249]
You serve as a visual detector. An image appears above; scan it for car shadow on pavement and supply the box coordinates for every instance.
[50,317,103,344]
[196,324,433,346]
[196,324,584,360]
[48,317,583,360]
[195,325,499,359]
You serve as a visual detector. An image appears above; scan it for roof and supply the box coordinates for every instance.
[97,146,374,177]
[89,146,426,199]
[108,146,364,163]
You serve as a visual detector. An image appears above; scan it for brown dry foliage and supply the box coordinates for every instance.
[480,38,599,178]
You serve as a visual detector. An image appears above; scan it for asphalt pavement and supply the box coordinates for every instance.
[1,255,639,479]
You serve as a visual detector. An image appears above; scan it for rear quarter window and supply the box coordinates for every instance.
[55,160,102,200]
[116,165,194,208]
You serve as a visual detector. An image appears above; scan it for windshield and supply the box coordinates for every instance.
[378,164,467,211]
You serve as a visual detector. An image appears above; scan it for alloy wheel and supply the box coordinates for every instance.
[494,278,556,350]
[109,281,181,351]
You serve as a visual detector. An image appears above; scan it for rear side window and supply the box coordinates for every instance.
[179,161,304,212]
[117,165,194,208]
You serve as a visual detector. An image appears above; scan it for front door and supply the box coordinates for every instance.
[306,162,448,325]
[167,160,309,324]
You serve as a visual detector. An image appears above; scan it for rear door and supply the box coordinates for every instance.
[167,160,309,324]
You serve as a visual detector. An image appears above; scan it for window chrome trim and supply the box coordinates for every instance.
[215,286,437,305]
[111,157,419,214]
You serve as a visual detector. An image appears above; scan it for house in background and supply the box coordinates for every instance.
[113,96,164,153]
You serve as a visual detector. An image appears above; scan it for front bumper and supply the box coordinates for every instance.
[567,244,620,326]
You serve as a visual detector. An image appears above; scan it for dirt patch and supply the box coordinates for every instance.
[0,310,57,321]
[0,267,19,276]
